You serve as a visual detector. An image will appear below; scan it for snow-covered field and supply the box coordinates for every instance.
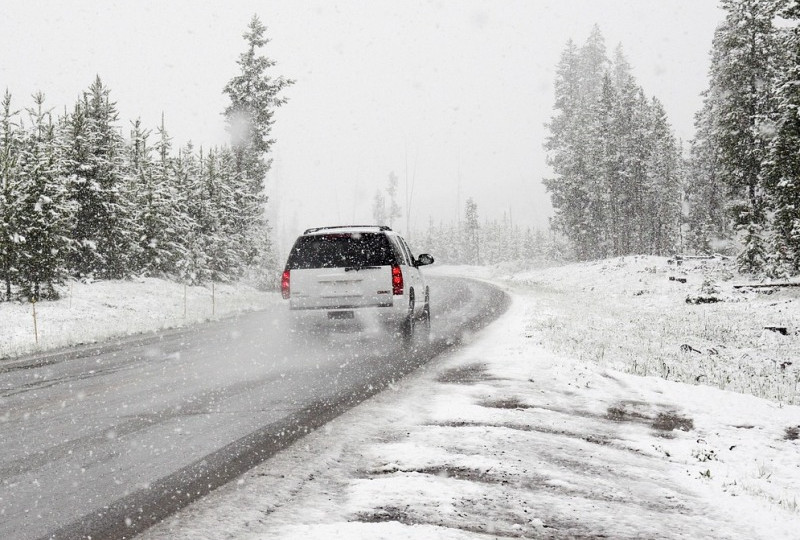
[499,256,800,406]
[136,257,800,539]
[0,278,278,361]
[3,258,799,537]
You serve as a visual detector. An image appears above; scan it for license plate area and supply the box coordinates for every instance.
[328,311,354,320]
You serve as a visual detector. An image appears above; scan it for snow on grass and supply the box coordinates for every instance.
[499,256,800,405]
[0,278,279,361]
[139,259,800,539]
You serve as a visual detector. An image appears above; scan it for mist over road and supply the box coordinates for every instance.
[0,276,507,540]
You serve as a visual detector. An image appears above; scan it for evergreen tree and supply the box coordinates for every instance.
[0,91,23,300]
[224,15,293,188]
[126,118,180,276]
[704,0,785,271]
[763,0,800,272]
[687,97,729,253]
[579,25,609,103]
[173,143,206,284]
[588,72,616,257]
[153,117,193,274]
[545,30,684,261]
[64,77,133,279]
[223,15,293,268]
[543,39,594,259]
[372,189,387,225]
[645,98,682,255]
[16,93,73,300]
[464,197,480,263]
[386,171,402,229]
[197,147,244,282]
[608,46,640,255]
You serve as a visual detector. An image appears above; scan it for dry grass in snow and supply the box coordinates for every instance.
[497,256,800,405]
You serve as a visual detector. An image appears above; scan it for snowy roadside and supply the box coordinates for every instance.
[139,265,800,539]
[0,278,279,361]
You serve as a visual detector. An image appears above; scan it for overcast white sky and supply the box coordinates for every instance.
[0,1,724,251]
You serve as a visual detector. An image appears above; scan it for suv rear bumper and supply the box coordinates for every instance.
[286,302,408,327]
[289,300,393,310]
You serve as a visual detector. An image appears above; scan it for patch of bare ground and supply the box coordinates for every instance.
[353,507,532,538]
[428,421,644,456]
[352,506,414,525]
[363,464,654,508]
[606,400,651,422]
[652,412,694,432]
[481,398,604,422]
[481,396,532,409]
[355,464,695,537]
[436,363,500,384]
[606,401,694,435]
[368,464,527,485]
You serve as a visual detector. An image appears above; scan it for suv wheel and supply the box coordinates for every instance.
[419,289,431,341]
[401,292,415,343]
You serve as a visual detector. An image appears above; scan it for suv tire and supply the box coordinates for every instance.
[401,292,415,343]
[419,289,431,341]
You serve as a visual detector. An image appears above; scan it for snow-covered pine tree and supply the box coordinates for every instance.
[16,93,73,300]
[578,26,609,105]
[644,98,682,256]
[705,0,785,272]
[386,171,402,229]
[223,15,293,269]
[588,72,616,257]
[126,118,180,276]
[199,147,243,283]
[125,119,149,273]
[576,31,609,259]
[218,144,260,276]
[0,91,23,300]
[687,97,730,254]
[372,189,387,225]
[464,198,480,263]
[543,39,593,259]
[172,143,206,285]
[544,29,609,260]
[763,0,800,273]
[607,46,640,256]
[546,29,695,261]
[65,77,134,279]
[482,219,498,263]
[153,117,193,276]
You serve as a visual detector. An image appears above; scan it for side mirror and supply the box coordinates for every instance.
[416,253,434,266]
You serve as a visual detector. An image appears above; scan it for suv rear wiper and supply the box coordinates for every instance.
[345,266,380,272]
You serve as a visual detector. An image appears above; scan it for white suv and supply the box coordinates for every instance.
[281,225,434,340]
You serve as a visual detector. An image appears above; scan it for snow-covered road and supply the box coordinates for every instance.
[3,262,799,539]
[139,273,800,540]
[0,277,506,540]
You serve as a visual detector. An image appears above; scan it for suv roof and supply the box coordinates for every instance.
[303,225,392,235]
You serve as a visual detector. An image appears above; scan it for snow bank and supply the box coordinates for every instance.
[0,278,279,361]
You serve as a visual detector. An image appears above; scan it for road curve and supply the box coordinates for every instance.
[0,276,508,540]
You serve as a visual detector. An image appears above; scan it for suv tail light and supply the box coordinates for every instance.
[281,270,291,299]
[391,265,403,295]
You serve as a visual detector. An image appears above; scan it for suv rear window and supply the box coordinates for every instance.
[285,233,397,269]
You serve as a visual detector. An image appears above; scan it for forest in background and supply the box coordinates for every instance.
[0,16,291,302]
[545,0,800,277]
[4,2,800,306]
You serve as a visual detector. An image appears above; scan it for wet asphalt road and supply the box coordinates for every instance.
[0,276,507,540]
